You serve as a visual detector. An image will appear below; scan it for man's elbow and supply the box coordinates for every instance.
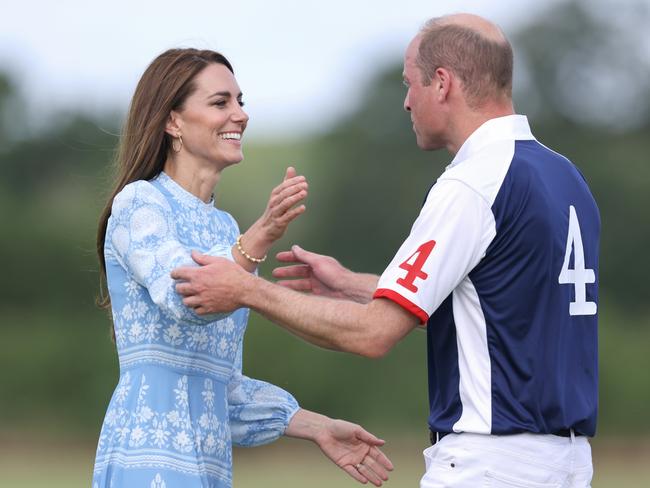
[353,334,395,359]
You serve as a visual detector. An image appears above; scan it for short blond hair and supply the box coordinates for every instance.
[416,17,513,108]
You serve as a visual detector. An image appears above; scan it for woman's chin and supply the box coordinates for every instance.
[214,153,244,170]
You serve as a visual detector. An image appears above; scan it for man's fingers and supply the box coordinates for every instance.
[342,465,368,484]
[272,264,311,279]
[171,266,193,280]
[182,296,201,308]
[191,250,219,265]
[275,250,299,262]
[175,282,195,296]
[369,446,394,471]
[290,244,319,265]
[276,279,313,292]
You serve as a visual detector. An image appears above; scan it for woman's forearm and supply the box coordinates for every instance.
[284,408,329,443]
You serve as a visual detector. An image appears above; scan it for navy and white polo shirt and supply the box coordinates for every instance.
[374,115,599,437]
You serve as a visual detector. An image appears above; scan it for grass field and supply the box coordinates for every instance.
[0,436,648,487]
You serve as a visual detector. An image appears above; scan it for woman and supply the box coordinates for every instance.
[94,49,392,487]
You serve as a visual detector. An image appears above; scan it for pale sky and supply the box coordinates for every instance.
[1,0,567,138]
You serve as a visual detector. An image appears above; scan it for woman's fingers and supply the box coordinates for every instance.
[271,190,308,217]
[359,455,390,482]
[284,166,297,181]
[269,181,308,209]
[342,465,369,485]
[271,175,306,197]
[355,463,384,487]
[369,446,394,472]
[280,203,307,224]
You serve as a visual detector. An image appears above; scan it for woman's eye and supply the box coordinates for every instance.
[238,100,245,107]
[213,100,227,107]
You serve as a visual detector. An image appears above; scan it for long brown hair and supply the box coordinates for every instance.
[96,48,234,309]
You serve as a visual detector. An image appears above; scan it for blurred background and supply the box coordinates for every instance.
[1,0,649,486]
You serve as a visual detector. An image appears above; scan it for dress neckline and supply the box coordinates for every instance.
[154,171,215,209]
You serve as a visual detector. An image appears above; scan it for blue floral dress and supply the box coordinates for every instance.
[93,172,299,487]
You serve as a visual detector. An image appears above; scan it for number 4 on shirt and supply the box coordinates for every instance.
[558,205,597,316]
[397,240,436,293]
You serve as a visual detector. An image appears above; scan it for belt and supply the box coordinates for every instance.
[429,430,451,445]
[429,428,581,445]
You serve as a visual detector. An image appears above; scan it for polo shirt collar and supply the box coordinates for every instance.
[447,114,535,170]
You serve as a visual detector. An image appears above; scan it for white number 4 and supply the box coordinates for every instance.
[558,205,597,316]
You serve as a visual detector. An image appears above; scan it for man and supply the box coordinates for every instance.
[172,13,599,487]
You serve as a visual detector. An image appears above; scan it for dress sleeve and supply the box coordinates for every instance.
[227,335,300,447]
[106,181,233,325]
[374,179,496,324]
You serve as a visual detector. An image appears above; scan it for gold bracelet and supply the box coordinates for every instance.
[235,234,267,264]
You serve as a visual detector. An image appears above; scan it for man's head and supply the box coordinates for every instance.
[403,14,514,152]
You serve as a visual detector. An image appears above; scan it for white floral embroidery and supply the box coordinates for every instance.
[163,324,183,346]
[125,279,139,296]
[95,174,298,486]
[150,473,166,488]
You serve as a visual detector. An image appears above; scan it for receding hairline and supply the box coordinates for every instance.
[421,13,508,45]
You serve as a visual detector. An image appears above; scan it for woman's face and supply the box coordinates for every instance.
[172,63,249,169]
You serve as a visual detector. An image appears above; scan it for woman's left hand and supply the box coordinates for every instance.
[314,418,394,486]
[256,166,308,243]
[233,166,307,270]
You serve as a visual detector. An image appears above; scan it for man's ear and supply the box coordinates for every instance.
[165,110,182,137]
[434,67,452,102]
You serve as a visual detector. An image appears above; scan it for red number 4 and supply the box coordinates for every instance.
[396,240,436,292]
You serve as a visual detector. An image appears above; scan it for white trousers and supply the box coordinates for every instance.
[421,432,593,488]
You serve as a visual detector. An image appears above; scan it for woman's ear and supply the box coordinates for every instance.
[165,110,182,137]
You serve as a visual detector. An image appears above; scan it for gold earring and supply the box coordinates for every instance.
[172,134,183,153]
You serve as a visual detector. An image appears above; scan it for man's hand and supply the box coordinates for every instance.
[172,252,250,315]
[273,245,352,298]
[273,245,378,303]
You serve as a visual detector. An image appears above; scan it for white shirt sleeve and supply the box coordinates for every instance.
[374,179,496,324]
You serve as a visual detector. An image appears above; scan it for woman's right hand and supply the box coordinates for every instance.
[284,409,393,486]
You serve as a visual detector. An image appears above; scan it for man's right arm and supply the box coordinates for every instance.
[173,253,420,358]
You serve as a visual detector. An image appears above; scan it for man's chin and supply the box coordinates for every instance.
[415,137,442,151]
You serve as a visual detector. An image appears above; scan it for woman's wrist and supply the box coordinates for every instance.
[243,221,275,255]
[284,408,330,444]
[232,222,274,270]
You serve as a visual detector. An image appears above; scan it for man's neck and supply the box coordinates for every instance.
[447,101,515,156]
